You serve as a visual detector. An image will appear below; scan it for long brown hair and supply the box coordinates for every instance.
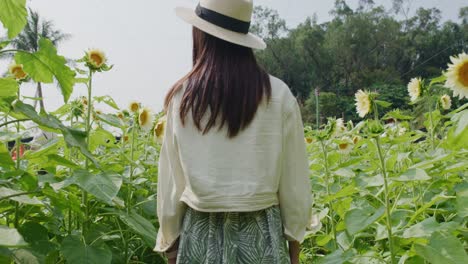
[164,27,271,138]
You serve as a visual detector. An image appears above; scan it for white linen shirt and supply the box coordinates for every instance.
[154,75,312,252]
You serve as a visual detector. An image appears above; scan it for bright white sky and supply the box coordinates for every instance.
[1,0,466,114]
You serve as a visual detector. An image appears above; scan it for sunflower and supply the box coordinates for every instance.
[117,112,125,119]
[337,137,353,154]
[354,90,371,118]
[154,116,167,143]
[445,52,468,99]
[352,135,361,144]
[305,137,314,144]
[138,107,154,131]
[86,49,106,69]
[440,94,452,110]
[9,63,27,80]
[129,101,140,113]
[407,77,422,102]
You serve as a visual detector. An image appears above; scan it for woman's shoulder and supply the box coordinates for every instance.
[267,74,298,112]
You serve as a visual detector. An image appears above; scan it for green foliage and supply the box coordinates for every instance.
[0,0,27,38]
[15,38,76,103]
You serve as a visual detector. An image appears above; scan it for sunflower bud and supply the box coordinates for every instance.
[367,120,385,137]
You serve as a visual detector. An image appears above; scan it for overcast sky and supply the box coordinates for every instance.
[1,0,466,113]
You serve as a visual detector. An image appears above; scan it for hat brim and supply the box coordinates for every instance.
[175,7,267,50]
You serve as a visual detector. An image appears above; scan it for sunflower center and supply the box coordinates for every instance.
[458,62,468,87]
[155,123,164,137]
[339,143,349,150]
[140,111,148,125]
[130,103,139,112]
[90,53,103,66]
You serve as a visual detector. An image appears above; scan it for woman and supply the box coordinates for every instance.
[153,0,312,263]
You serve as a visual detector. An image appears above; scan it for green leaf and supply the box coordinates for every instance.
[117,210,157,247]
[324,184,359,203]
[0,78,18,99]
[60,235,111,264]
[0,143,14,167]
[46,154,80,169]
[0,0,27,38]
[0,226,28,247]
[13,101,98,167]
[0,187,43,205]
[429,75,447,86]
[89,127,116,151]
[95,113,123,128]
[70,169,122,205]
[402,218,458,238]
[408,194,451,224]
[15,38,76,102]
[318,249,356,264]
[456,187,468,218]
[18,222,57,255]
[394,168,431,182]
[374,100,392,108]
[94,95,119,110]
[452,109,468,137]
[415,231,468,264]
[0,40,11,49]
[345,206,385,235]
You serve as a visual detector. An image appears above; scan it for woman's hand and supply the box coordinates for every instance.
[288,241,300,264]
[165,238,179,264]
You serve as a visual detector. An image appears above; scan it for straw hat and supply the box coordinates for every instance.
[175,0,267,50]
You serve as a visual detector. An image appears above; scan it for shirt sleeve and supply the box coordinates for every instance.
[278,99,312,243]
[153,101,187,252]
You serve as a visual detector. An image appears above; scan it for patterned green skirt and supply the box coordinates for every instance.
[176,205,291,264]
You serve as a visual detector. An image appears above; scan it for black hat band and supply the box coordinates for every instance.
[195,4,251,34]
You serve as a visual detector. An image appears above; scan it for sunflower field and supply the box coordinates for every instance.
[0,1,467,264]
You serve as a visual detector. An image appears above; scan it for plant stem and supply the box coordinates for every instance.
[319,139,337,249]
[428,102,435,151]
[0,119,30,128]
[127,117,137,212]
[82,70,94,237]
[315,88,320,129]
[374,137,396,264]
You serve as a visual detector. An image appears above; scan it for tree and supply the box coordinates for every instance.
[254,1,468,122]
[10,8,70,112]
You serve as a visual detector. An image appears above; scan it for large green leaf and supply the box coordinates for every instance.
[0,187,43,205]
[18,222,57,255]
[0,78,18,99]
[117,210,157,247]
[71,169,122,205]
[345,205,385,235]
[15,38,75,102]
[13,101,98,167]
[0,0,27,38]
[402,218,458,238]
[394,168,431,182]
[60,235,111,264]
[0,226,28,247]
[415,231,468,264]
[456,187,468,218]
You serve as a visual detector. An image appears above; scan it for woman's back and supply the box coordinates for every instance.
[170,75,302,212]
